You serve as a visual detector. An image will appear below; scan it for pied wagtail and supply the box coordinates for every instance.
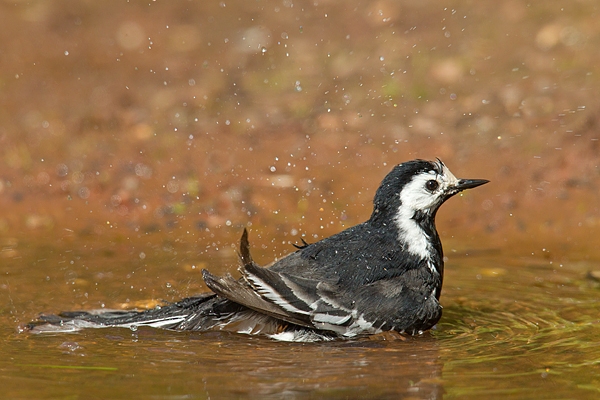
[29,159,488,341]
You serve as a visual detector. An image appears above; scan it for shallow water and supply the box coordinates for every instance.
[2,238,600,399]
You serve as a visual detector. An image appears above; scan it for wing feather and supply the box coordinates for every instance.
[201,269,312,328]
[241,263,359,333]
[201,229,385,337]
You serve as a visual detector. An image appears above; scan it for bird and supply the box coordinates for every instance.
[28,159,488,342]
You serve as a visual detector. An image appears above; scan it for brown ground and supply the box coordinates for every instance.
[1,1,599,263]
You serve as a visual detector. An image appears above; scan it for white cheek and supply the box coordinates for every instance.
[395,175,438,259]
[392,165,461,260]
[399,175,438,211]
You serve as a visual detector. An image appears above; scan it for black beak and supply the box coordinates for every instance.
[455,179,489,191]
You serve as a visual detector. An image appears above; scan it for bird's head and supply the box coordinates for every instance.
[370,159,489,224]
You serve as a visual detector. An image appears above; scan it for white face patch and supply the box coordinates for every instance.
[398,164,459,213]
[394,162,459,260]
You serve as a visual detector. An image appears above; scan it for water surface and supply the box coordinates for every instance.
[2,238,600,399]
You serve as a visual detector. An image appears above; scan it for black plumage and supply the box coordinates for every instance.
[28,159,488,341]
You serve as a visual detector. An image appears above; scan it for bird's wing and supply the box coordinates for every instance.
[202,264,358,335]
[201,269,314,328]
[201,229,358,333]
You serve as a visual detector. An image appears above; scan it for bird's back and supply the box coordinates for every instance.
[269,220,440,287]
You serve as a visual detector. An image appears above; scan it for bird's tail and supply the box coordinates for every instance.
[26,293,218,333]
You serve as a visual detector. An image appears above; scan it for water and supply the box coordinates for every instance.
[2,238,600,399]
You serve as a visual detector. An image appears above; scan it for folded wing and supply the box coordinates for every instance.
[202,229,369,336]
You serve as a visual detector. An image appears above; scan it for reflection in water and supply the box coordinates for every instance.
[9,328,444,399]
[194,334,444,399]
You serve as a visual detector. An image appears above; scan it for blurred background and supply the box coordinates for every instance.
[0,0,599,288]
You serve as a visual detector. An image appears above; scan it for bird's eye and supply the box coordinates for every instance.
[425,180,439,192]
